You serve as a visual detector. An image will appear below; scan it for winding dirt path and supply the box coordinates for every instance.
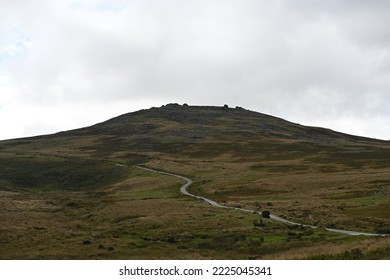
[136,166,388,237]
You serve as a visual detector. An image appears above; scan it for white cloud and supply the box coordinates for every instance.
[1,0,390,140]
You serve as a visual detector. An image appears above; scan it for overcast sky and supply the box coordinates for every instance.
[1,0,390,140]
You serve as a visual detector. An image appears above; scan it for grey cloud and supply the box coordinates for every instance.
[1,0,390,139]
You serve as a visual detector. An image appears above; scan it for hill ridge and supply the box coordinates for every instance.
[54,103,385,145]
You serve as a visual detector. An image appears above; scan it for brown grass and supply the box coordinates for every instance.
[1,105,390,259]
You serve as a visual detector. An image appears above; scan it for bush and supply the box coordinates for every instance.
[341,248,364,260]
[82,240,91,245]
[253,219,266,227]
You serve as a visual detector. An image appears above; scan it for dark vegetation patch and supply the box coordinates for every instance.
[306,147,390,169]
[0,155,128,191]
[250,163,309,173]
[368,180,390,187]
[209,185,285,199]
[325,190,373,200]
[317,165,339,173]
[309,247,390,260]
[183,142,242,158]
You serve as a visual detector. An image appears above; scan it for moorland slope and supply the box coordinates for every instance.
[1,104,389,259]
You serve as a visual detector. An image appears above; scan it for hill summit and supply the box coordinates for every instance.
[61,103,380,144]
[2,103,385,161]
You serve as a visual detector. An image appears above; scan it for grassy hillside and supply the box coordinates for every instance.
[1,104,389,259]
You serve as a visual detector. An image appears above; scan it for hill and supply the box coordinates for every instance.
[1,104,389,259]
[3,103,386,160]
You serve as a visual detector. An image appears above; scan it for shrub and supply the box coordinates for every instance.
[82,240,91,245]
[253,219,266,227]
[287,231,302,240]
[166,236,178,243]
[341,248,364,260]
